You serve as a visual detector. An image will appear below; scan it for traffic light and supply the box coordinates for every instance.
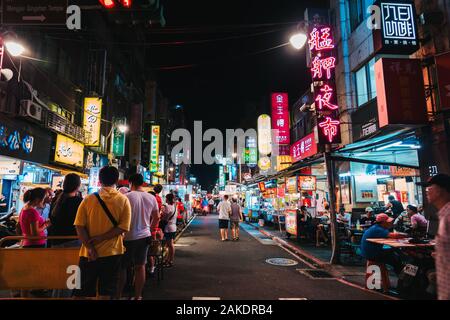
[99,0,133,9]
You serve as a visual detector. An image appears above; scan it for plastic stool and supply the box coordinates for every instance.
[365,260,390,293]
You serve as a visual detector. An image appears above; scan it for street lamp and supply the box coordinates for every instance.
[118,124,129,133]
[4,41,25,57]
[289,32,307,50]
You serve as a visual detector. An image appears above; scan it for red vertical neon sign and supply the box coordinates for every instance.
[309,25,341,144]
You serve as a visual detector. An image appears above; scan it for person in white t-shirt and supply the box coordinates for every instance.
[118,173,159,300]
[217,195,232,241]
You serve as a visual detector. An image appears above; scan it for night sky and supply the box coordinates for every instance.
[151,0,329,191]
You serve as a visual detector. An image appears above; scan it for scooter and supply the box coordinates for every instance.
[0,207,18,247]
[396,244,437,300]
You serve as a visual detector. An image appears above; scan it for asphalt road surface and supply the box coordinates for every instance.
[143,214,388,300]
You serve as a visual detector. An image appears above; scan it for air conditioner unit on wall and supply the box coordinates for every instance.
[19,99,43,122]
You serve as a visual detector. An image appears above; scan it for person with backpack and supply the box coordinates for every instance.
[160,193,177,267]
[73,166,131,300]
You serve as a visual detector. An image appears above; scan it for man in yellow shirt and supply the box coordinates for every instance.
[73,166,131,299]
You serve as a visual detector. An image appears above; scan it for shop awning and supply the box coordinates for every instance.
[331,127,420,168]
[40,165,89,179]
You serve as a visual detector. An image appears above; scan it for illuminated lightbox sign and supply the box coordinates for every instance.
[149,125,160,172]
[83,97,102,146]
[271,93,290,145]
[54,134,84,167]
[257,114,272,156]
[374,1,419,54]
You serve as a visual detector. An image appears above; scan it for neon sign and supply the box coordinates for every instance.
[309,25,341,144]
[0,125,34,154]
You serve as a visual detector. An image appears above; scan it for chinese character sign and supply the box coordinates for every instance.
[0,124,34,154]
[83,97,102,146]
[290,132,318,163]
[309,25,341,144]
[257,114,272,156]
[381,2,416,43]
[271,93,290,145]
[54,134,84,167]
[112,118,126,157]
[150,125,160,172]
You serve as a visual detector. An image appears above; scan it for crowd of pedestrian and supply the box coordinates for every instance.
[15,165,189,300]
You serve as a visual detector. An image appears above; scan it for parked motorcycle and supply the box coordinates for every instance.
[0,207,18,247]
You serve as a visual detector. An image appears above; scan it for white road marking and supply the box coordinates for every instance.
[240,224,276,245]
[192,297,221,300]
[278,298,308,300]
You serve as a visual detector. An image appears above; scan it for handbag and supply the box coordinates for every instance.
[93,192,118,227]
[159,207,176,231]
[148,239,162,256]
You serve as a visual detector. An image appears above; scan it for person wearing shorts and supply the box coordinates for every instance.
[118,173,159,300]
[73,166,131,300]
[161,194,178,267]
[230,198,243,241]
[217,195,231,241]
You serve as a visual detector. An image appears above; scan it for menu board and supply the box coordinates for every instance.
[285,209,297,236]
[286,177,297,194]
[298,176,316,191]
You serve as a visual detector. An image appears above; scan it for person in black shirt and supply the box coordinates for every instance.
[360,207,376,226]
[48,174,83,247]
[387,195,404,219]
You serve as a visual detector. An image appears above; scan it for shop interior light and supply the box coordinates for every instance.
[339,172,351,177]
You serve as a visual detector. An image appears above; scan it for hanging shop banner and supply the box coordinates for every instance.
[83,97,102,146]
[257,114,272,155]
[290,132,318,163]
[285,209,298,236]
[219,165,225,187]
[271,93,290,145]
[111,118,126,157]
[149,125,160,172]
[309,25,341,145]
[158,155,165,175]
[375,58,428,128]
[89,167,101,189]
[286,176,297,194]
[258,182,266,192]
[246,136,258,166]
[276,155,292,172]
[373,1,419,55]
[277,185,286,198]
[262,188,277,199]
[51,175,65,190]
[435,52,450,109]
[390,166,419,177]
[298,176,317,191]
[85,150,108,170]
[54,134,84,167]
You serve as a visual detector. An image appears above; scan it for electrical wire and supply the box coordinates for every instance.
[43,27,287,46]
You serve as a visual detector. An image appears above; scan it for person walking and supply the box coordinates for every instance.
[48,174,83,248]
[73,166,131,300]
[148,184,163,276]
[425,174,450,300]
[117,173,159,300]
[217,195,231,241]
[230,198,243,241]
[160,193,177,267]
[19,188,51,248]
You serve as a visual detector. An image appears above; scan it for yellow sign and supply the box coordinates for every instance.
[276,155,292,172]
[54,134,84,167]
[150,125,160,172]
[83,97,102,146]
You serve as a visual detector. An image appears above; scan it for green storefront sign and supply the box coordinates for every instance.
[111,118,126,157]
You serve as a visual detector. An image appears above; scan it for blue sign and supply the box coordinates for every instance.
[0,125,34,154]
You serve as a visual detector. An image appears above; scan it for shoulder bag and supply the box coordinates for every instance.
[93,192,118,227]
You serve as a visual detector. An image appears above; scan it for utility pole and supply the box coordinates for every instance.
[325,144,340,264]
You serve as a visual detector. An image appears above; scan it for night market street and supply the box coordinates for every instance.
[143,214,388,300]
